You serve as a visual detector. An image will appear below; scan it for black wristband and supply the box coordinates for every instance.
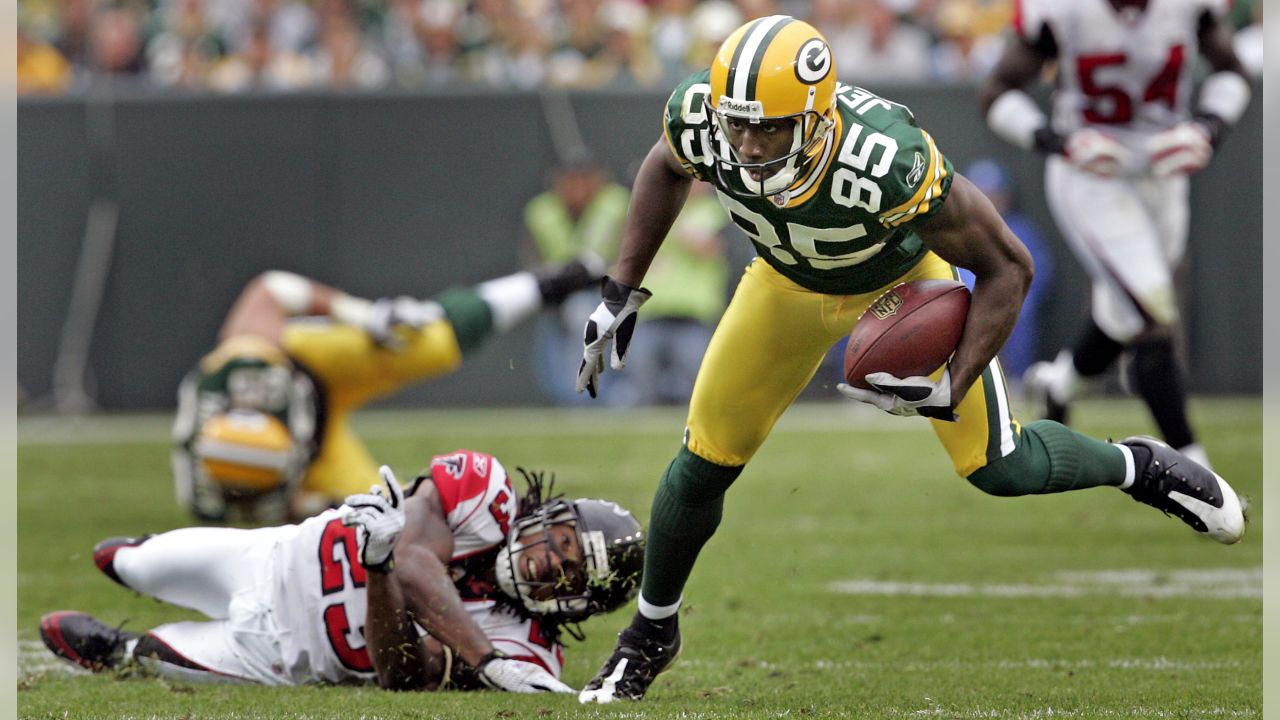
[476,649,508,668]
[601,276,637,314]
[1032,127,1068,156]
[364,553,395,574]
[1193,112,1227,148]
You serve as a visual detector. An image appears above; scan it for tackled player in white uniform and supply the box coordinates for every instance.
[40,450,644,693]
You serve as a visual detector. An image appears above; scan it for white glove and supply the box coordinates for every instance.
[1065,128,1132,177]
[339,466,406,572]
[366,296,443,348]
[476,652,574,693]
[837,369,957,421]
[575,277,652,398]
[1146,122,1212,178]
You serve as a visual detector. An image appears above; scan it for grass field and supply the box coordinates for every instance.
[17,398,1263,719]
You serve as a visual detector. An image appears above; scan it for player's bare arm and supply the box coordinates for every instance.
[1194,8,1250,144]
[362,527,439,690]
[576,137,693,397]
[219,272,318,344]
[910,174,1033,403]
[220,271,439,351]
[979,31,1074,157]
[1198,9,1245,75]
[612,137,694,287]
[364,487,496,689]
[978,35,1047,116]
[220,271,379,344]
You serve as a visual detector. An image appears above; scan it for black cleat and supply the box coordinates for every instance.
[536,256,605,307]
[1121,436,1245,544]
[93,535,149,589]
[578,622,681,703]
[40,611,138,672]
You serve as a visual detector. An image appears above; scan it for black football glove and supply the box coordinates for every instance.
[575,277,651,398]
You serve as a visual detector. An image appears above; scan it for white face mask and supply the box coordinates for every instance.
[711,108,833,200]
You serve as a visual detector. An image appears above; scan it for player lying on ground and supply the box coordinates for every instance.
[173,259,600,524]
[41,449,643,692]
[572,15,1247,703]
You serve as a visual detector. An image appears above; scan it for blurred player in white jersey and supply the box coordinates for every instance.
[40,450,643,693]
[980,0,1252,467]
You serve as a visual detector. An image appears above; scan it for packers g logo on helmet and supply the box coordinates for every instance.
[795,38,831,84]
[707,15,838,199]
[194,409,301,493]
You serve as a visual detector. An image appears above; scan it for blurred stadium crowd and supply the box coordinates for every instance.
[16,0,1263,95]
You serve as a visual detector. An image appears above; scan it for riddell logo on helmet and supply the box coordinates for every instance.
[869,290,904,320]
[718,98,763,117]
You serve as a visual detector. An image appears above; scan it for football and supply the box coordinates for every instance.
[843,279,970,389]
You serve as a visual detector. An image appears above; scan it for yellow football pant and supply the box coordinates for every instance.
[685,254,1020,477]
[282,320,464,499]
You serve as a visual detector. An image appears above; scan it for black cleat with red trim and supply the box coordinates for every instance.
[93,535,150,589]
[40,611,138,672]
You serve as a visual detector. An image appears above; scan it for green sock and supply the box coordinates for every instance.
[640,445,743,607]
[1026,420,1127,493]
[967,420,1126,496]
[434,287,493,354]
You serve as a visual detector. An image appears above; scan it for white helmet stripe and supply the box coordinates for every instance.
[731,15,790,102]
[194,439,292,470]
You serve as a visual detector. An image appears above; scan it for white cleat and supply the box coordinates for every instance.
[578,623,681,703]
[1120,436,1246,544]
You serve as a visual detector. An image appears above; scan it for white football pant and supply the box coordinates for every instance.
[112,525,292,684]
[1044,155,1189,342]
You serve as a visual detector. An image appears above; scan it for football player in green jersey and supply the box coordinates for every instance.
[572,15,1246,703]
[173,260,599,525]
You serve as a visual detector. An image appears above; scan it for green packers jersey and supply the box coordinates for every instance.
[663,70,954,295]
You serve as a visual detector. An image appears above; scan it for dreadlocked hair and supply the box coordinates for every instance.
[514,467,564,517]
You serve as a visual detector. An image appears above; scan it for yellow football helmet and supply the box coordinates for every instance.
[194,408,303,494]
[707,15,838,198]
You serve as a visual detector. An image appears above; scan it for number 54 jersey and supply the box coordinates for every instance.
[664,70,955,296]
[269,449,562,685]
[1018,0,1230,145]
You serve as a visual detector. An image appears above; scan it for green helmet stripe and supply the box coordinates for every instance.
[744,17,794,103]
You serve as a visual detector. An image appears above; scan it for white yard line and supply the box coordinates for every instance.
[18,638,81,680]
[828,567,1263,600]
[886,708,1257,718]
[678,657,1249,672]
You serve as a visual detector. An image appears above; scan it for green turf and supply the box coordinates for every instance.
[17,398,1263,719]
